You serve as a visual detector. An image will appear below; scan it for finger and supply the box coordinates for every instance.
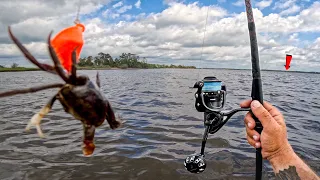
[251,100,277,127]
[246,127,260,141]
[244,113,256,129]
[247,135,260,148]
[263,101,281,117]
[240,99,252,108]
[255,141,261,148]
[263,101,284,125]
[247,135,255,147]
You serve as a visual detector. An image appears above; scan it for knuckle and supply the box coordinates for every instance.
[261,110,271,119]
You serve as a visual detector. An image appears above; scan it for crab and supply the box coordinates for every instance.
[0,27,122,156]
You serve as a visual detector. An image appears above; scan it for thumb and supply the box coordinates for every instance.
[250,100,277,128]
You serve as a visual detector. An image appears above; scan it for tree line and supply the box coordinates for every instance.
[0,63,18,68]
[77,52,196,69]
[0,53,196,69]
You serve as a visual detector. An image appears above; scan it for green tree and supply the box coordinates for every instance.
[78,58,86,67]
[11,63,19,68]
[85,56,94,66]
[76,52,196,69]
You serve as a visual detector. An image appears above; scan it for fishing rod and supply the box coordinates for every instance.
[244,0,263,179]
[184,0,264,179]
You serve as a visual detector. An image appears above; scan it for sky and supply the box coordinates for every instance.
[0,0,320,72]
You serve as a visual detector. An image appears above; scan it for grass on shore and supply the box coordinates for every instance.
[0,67,40,72]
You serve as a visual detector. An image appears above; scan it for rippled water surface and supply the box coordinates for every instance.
[0,69,319,180]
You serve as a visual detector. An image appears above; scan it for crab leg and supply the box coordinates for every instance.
[25,95,57,138]
[47,32,70,83]
[82,124,96,156]
[0,83,64,98]
[105,100,121,129]
[70,49,77,84]
[8,26,57,75]
[96,71,101,88]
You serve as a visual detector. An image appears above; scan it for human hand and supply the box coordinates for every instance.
[240,100,294,160]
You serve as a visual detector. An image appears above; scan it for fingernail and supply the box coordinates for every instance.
[252,101,261,108]
[248,122,252,128]
[255,142,260,148]
[253,135,258,140]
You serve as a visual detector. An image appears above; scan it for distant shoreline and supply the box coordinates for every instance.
[0,66,195,72]
[198,68,320,74]
[0,67,40,72]
[1,67,319,74]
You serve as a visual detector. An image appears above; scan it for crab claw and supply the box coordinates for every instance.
[82,140,96,156]
[25,106,50,138]
[82,124,96,156]
[25,95,56,138]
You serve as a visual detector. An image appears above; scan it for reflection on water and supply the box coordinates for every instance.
[0,69,319,180]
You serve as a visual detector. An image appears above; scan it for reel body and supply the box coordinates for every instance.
[194,76,226,112]
[184,76,250,173]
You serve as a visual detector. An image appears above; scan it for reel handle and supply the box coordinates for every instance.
[184,108,251,173]
[184,154,206,173]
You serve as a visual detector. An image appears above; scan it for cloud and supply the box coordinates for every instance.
[256,0,273,10]
[113,1,123,8]
[1,1,320,72]
[272,0,301,15]
[135,0,141,9]
[122,14,133,21]
[279,4,301,15]
[163,0,181,5]
[0,0,108,26]
[116,5,132,14]
[232,0,244,7]
[273,0,296,9]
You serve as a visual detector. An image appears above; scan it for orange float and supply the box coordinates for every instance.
[51,23,85,73]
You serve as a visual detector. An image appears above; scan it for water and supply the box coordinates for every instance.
[0,69,319,180]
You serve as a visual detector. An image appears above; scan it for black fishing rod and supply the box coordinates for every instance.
[184,0,263,179]
[244,0,264,179]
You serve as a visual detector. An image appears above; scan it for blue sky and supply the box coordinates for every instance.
[89,0,315,20]
[1,0,320,72]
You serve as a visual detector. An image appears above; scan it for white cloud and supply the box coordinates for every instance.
[111,13,121,19]
[113,1,123,8]
[256,0,273,10]
[117,5,132,14]
[232,0,244,7]
[135,0,141,9]
[279,5,301,15]
[1,1,320,72]
[0,0,106,26]
[122,14,133,21]
[273,0,301,16]
[273,0,296,9]
[163,0,181,5]
[288,33,299,45]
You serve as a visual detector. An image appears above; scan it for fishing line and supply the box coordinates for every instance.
[197,4,210,80]
[264,23,272,70]
[74,0,82,24]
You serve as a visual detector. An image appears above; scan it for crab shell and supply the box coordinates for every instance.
[57,76,120,155]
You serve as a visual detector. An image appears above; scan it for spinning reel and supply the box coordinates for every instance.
[184,76,251,173]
